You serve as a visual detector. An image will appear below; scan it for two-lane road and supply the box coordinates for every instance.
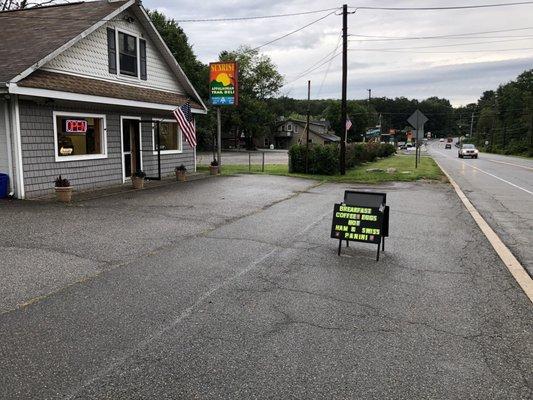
[428,140,533,275]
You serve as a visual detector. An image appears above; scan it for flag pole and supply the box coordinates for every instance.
[217,107,222,172]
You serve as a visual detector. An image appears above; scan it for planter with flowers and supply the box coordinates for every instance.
[209,159,219,175]
[54,175,73,203]
[175,165,187,181]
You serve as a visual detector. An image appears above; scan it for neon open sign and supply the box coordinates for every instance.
[66,119,88,133]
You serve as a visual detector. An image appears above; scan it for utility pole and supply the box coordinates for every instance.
[469,112,474,138]
[365,88,371,142]
[305,80,311,173]
[340,4,348,175]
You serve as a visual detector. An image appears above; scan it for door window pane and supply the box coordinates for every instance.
[56,116,104,157]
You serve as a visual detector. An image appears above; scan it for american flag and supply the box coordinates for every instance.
[173,102,196,147]
[346,117,352,131]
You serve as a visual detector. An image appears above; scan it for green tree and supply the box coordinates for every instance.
[148,10,208,99]
[217,46,284,148]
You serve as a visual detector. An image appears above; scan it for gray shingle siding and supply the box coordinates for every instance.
[19,99,195,198]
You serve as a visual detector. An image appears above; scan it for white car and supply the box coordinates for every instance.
[439,138,445,142]
[458,144,479,159]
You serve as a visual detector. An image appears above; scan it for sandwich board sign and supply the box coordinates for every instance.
[331,191,389,261]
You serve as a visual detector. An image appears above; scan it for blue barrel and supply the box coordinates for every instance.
[0,173,9,198]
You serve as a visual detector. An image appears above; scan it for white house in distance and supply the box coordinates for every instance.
[0,0,207,199]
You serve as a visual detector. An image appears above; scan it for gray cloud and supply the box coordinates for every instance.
[144,0,533,105]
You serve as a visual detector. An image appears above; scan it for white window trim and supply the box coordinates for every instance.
[151,118,183,155]
[115,27,141,81]
[120,116,142,183]
[287,123,293,132]
[53,111,107,162]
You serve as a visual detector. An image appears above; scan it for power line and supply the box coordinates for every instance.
[348,37,533,50]
[348,47,533,53]
[317,34,343,96]
[250,10,337,51]
[283,51,342,87]
[348,2,533,11]
[286,37,342,80]
[174,7,340,23]
[348,27,533,40]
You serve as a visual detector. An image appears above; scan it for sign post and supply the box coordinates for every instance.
[209,62,239,171]
[407,110,428,169]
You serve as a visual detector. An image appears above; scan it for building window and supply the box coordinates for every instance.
[294,125,298,133]
[287,123,293,132]
[118,31,137,77]
[54,112,106,162]
[153,120,182,153]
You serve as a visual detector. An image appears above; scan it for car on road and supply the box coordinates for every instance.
[445,143,452,149]
[439,138,445,142]
[458,143,479,158]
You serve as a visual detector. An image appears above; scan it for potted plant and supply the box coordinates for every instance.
[209,159,219,175]
[54,175,73,203]
[132,170,146,189]
[175,164,187,181]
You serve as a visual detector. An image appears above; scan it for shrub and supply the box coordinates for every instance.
[289,144,339,175]
[132,170,146,178]
[288,144,306,173]
[289,142,395,175]
[175,165,187,172]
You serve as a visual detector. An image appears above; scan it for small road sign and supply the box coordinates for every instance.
[408,109,428,131]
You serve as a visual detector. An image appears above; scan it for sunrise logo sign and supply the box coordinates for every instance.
[209,62,238,106]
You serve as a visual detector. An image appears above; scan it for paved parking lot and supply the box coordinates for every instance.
[0,175,531,399]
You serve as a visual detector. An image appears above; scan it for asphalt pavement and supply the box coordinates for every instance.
[0,175,531,399]
[428,140,533,276]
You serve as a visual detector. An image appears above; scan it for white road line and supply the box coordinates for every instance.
[434,159,533,304]
[486,158,533,171]
[432,149,533,196]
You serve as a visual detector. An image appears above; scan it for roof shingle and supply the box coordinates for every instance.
[18,70,202,109]
[0,1,129,83]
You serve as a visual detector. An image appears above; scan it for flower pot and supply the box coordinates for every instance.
[55,186,73,203]
[132,176,144,189]
[176,171,187,182]
[209,165,219,175]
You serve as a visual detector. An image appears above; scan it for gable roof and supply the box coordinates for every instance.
[0,0,207,111]
[0,1,131,83]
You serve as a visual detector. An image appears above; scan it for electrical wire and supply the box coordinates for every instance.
[348,27,533,41]
[250,10,337,51]
[283,51,342,87]
[349,47,533,53]
[317,34,343,96]
[348,2,533,11]
[348,37,533,50]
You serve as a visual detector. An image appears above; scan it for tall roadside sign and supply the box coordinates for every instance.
[209,62,239,171]
[407,109,428,168]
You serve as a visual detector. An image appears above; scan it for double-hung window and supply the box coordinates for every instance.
[118,31,137,77]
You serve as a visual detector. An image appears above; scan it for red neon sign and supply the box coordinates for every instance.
[66,119,88,133]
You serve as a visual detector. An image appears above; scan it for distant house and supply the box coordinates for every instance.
[0,0,207,199]
[269,119,340,149]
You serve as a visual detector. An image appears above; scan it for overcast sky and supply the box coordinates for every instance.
[146,0,533,106]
